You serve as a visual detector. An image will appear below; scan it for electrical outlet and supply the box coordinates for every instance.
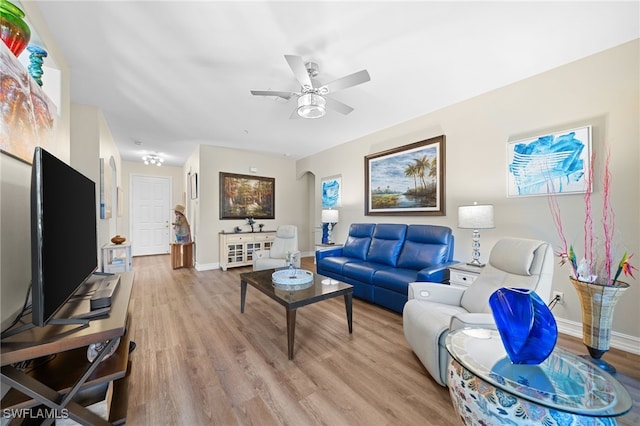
[552,291,564,304]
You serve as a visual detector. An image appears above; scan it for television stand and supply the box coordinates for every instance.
[1,272,134,425]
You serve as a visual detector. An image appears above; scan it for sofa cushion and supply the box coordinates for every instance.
[318,256,358,275]
[342,261,392,285]
[397,225,453,269]
[373,268,420,293]
[342,223,376,260]
[366,224,407,266]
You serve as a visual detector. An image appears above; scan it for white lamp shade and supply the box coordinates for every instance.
[458,204,495,229]
[321,209,339,223]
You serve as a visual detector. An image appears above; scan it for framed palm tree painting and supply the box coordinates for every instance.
[365,135,446,216]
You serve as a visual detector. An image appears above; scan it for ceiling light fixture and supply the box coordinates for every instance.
[142,154,164,166]
[297,93,326,119]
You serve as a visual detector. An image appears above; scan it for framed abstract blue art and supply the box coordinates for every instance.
[507,125,592,197]
[321,175,342,208]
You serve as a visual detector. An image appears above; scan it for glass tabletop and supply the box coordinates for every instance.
[240,268,353,308]
[445,328,632,417]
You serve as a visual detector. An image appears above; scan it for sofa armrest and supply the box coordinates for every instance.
[449,313,496,332]
[416,260,459,282]
[407,282,465,306]
[316,246,343,261]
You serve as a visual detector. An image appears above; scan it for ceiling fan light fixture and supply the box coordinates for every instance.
[297,93,326,119]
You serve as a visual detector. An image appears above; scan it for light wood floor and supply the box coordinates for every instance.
[126,255,639,425]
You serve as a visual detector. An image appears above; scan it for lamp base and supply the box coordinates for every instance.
[466,260,486,267]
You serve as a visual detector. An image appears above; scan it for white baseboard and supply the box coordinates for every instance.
[195,262,219,271]
[556,317,640,355]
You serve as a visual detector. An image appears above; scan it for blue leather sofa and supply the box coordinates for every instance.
[316,223,456,313]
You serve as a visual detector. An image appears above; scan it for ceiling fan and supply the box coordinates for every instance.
[250,55,370,119]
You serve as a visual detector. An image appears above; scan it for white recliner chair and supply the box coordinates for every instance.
[402,237,554,386]
[253,225,301,271]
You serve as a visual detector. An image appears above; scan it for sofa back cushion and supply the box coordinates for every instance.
[397,225,453,269]
[366,224,408,267]
[342,223,376,260]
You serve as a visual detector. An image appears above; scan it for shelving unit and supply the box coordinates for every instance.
[219,231,276,271]
[102,243,132,273]
[1,272,135,425]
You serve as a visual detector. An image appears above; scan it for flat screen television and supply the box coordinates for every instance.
[31,147,98,326]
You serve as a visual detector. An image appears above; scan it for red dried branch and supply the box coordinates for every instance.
[583,151,595,278]
[602,148,614,284]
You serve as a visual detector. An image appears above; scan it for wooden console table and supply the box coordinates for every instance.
[219,231,275,271]
[1,272,134,425]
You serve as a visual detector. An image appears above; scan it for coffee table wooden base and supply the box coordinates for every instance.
[240,273,353,360]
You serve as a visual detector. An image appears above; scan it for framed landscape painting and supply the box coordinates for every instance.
[365,135,446,216]
[220,172,275,219]
[507,125,592,197]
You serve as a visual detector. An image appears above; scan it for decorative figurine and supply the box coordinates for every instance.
[27,44,47,86]
[246,217,256,232]
[172,205,191,243]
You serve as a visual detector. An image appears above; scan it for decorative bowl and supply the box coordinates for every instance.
[272,269,314,286]
[111,235,126,245]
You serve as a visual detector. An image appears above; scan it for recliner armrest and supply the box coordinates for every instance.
[449,313,496,332]
[253,249,271,260]
[407,282,465,305]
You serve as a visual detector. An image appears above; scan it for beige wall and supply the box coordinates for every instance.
[298,40,640,350]
[195,146,309,270]
[70,105,123,268]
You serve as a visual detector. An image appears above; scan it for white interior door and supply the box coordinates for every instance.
[131,175,171,256]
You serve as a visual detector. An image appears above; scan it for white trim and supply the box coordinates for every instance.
[195,262,219,271]
[555,317,640,355]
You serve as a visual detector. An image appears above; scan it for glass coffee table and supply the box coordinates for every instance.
[240,269,353,360]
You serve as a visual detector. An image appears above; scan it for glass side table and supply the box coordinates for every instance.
[445,328,632,425]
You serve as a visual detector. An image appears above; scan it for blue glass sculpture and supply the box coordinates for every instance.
[489,287,558,364]
[27,45,47,86]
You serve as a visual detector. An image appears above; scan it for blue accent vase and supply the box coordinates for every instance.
[321,223,329,244]
[489,287,558,364]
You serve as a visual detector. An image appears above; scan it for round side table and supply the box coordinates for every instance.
[445,328,632,425]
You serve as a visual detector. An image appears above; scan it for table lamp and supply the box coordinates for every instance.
[458,202,494,267]
[321,209,339,244]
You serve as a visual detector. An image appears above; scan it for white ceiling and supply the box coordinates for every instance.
[31,1,639,166]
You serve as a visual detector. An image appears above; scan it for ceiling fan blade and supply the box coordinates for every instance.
[284,54,313,89]
[322,69,370,93]
[289,107,300,119]
[325,97,354,115]
[250,90,294,100]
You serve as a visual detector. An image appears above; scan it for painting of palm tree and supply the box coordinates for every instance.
[365,136,445,216]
